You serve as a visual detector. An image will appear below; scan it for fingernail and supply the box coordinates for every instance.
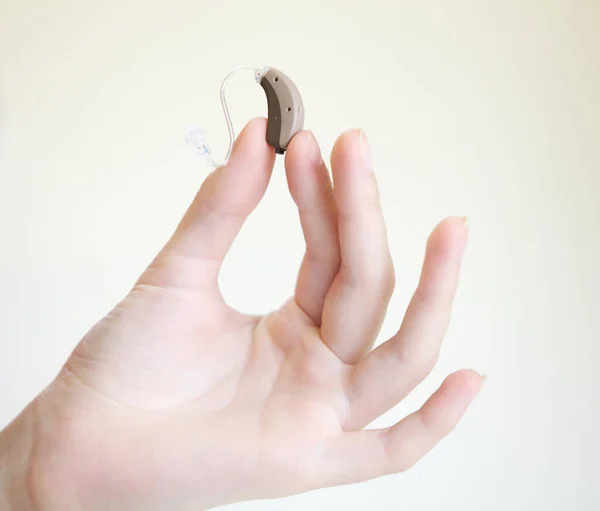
[357,129,372,169]
[459,217,469,257]
[230,123,249,155]
[480,375,487,390]
[304,130,313,152]
[305,130,321,165]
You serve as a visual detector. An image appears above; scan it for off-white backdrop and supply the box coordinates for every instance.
[1,1,599,510]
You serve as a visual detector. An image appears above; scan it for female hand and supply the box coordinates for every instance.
[0,118,482,511]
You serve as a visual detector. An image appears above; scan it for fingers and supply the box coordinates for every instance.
[320,129,395,364]
[285,131,340,325]
[325,370,483,486]
[345,217,468,430]
[138,118,275,290]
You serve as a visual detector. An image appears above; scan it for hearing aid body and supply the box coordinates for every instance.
[188,66,305,167]
[258,68,305,154]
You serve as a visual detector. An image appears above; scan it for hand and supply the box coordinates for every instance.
[1,119,483,511]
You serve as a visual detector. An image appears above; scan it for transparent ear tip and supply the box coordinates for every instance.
[186,126,210,157]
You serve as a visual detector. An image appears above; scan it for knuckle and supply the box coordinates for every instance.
[416,352,439,380]
[394,457,417,474]
[403,347,439,383]
[420,407,455,438]
[347,255,395,296]
[412,285,436,309]
[382,257,396,297]
[379,430,417,475]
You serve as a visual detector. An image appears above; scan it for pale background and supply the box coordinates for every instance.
[1,1,599,509]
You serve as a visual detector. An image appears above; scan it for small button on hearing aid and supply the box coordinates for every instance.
[188,66,305,168]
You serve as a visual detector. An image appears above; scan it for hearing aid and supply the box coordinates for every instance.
[258,68,305,155]
[187,66,305,168]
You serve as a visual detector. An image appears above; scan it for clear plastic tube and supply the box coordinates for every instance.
[187,66,268,168]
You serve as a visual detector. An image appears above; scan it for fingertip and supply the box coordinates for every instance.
[229,117,274,167]
[442,369,485,397]
[431,216,468,239]
[245,116,269,136]
[333,127,362,147]
[204,116,275,215]
[330,128,378,216]
[414,369,482,438]
[239,117,268,145]
[285,130,322,168]
[427,216,469,258]
[330,128,365,169]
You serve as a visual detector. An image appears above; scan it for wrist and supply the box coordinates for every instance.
[1,391,87,511]
[0,404,37,510]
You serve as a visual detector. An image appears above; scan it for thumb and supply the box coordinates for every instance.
[140,117,275,290]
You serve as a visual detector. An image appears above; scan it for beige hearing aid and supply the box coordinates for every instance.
[258,68,305,154]
[187,66,305,167]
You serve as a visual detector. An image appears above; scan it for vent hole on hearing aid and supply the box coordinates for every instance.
[287,107,292,111]
[274,77,279,82]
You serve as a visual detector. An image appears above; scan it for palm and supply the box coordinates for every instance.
[63,292,349,509]
[40,120,482,511]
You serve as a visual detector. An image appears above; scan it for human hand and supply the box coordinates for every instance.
[1,119,483,510]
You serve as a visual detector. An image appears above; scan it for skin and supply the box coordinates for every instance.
[0,119,483,511]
